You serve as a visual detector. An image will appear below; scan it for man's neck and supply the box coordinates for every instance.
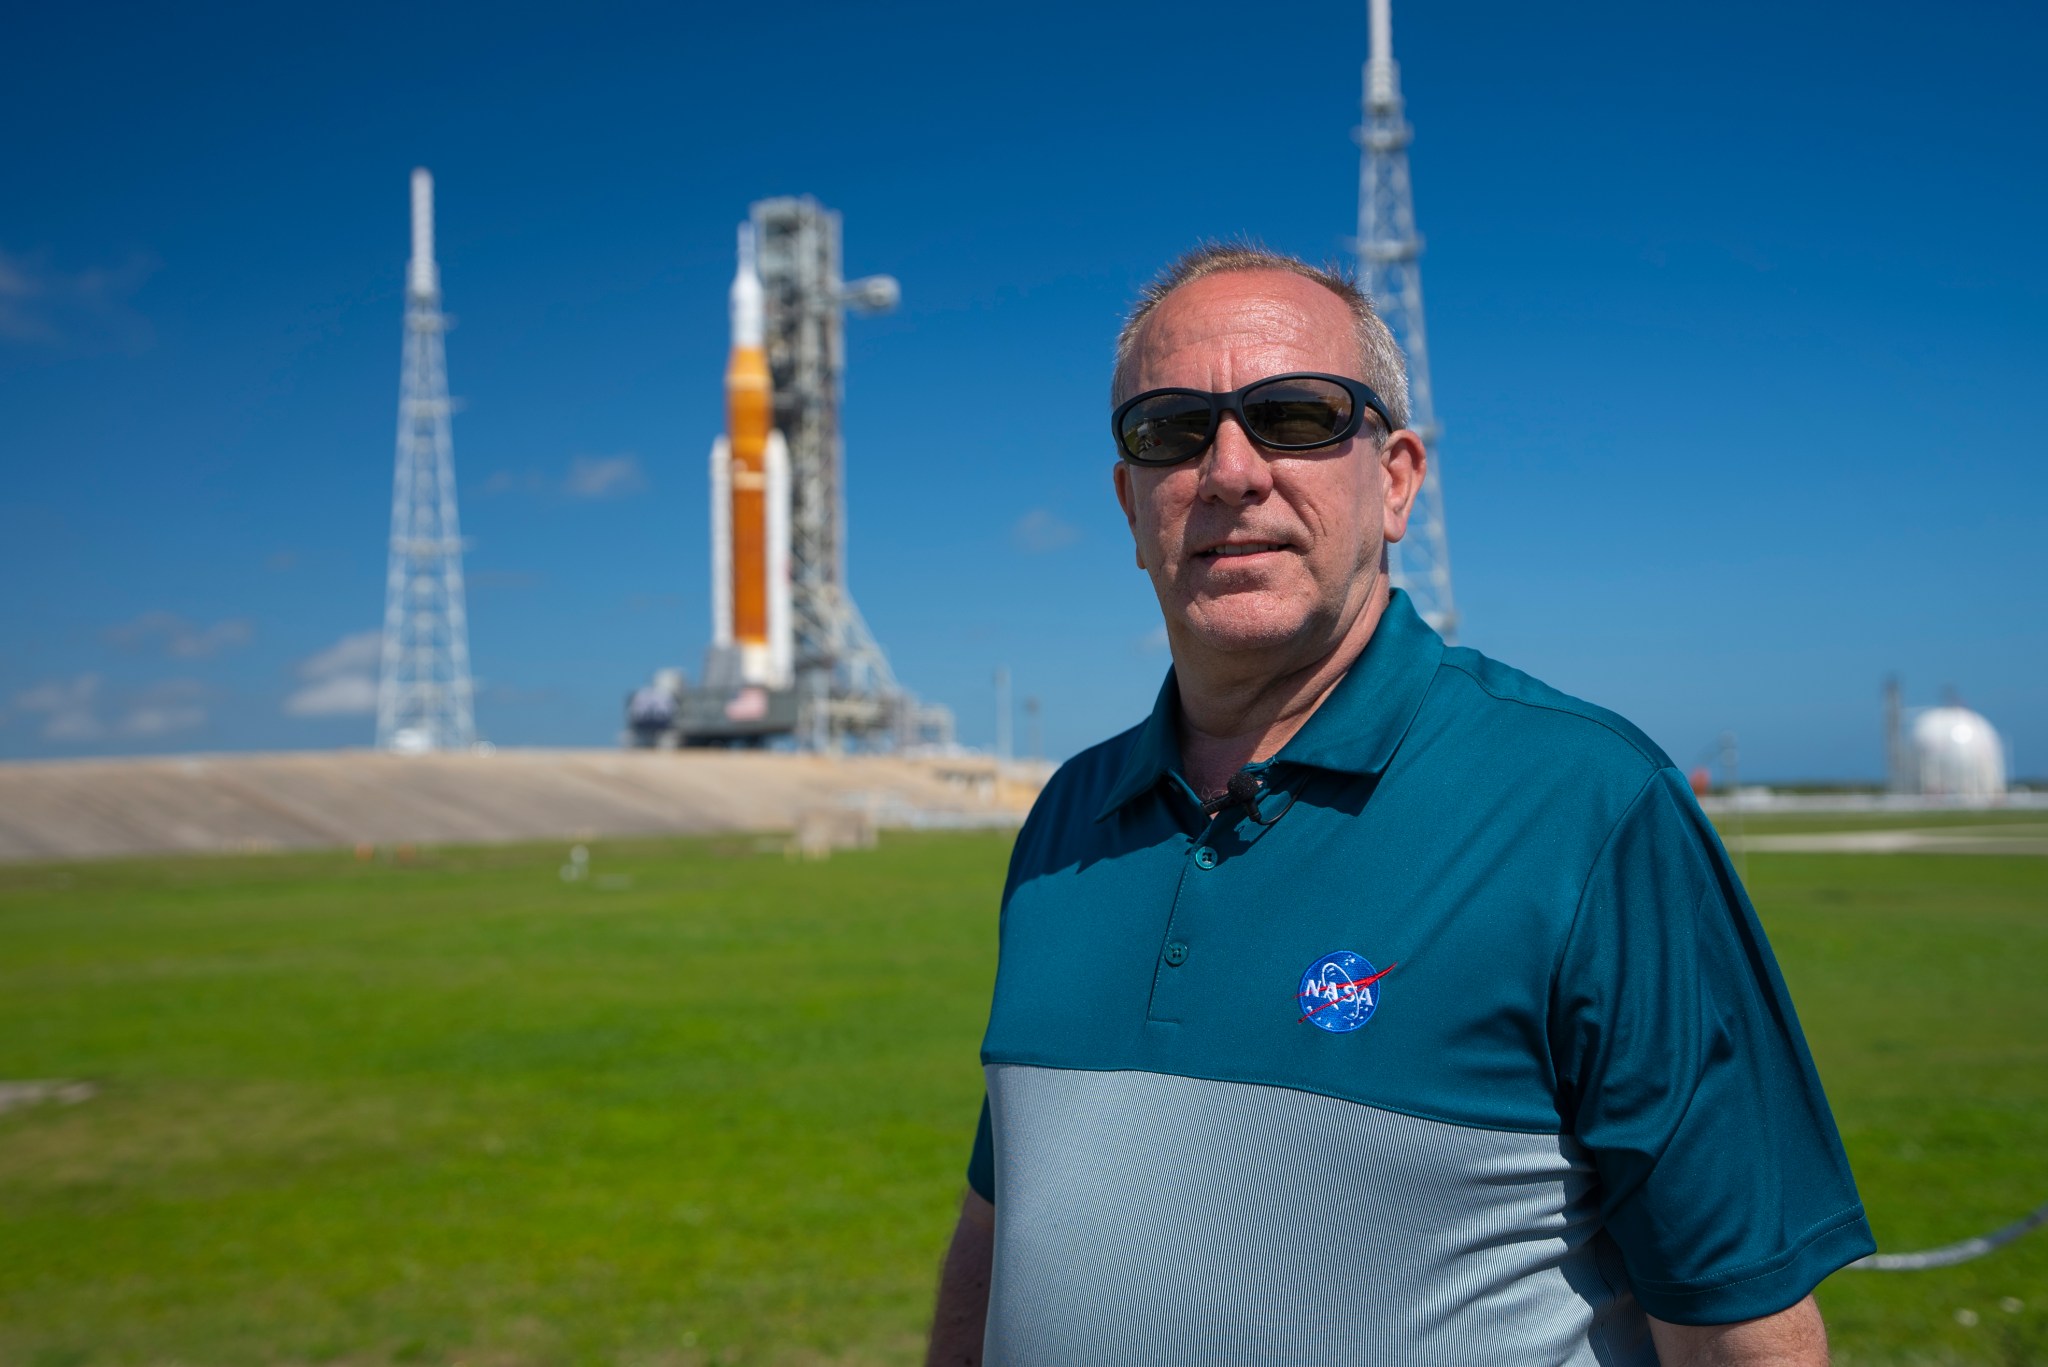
[1173,581,1390,800]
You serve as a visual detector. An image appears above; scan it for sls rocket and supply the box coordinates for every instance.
[709,224,793,689]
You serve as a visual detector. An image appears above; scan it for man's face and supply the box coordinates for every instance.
[1113,270,1414,666]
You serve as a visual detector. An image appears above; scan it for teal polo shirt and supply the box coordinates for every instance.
[966,590,1872,1367]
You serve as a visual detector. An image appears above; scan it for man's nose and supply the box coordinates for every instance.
[1197,412,1276,504]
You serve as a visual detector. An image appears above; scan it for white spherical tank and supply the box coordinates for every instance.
[1907,706,2007,799]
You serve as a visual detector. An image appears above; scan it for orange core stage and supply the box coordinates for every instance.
[725,343,771,648]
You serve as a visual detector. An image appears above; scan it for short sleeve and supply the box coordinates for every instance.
[966,1094,995,1203]
[1552,768,1874,1324]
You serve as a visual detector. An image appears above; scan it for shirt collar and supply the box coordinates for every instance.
[1095,669,1188,820]
[1094,588,1445,820]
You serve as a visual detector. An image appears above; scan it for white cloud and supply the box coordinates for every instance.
[1012,508,1080,554]
[122,704,206,736]
[1135,625,1170,654]
[14,674,105,740]
[0,246,156,353]
[565,453,648,499]
[480,468,547,496]
[104,611,253,659]
[285,629,382,718]
[8,674,209,741]
[283,675,379,717]
[119,679,207,737]
[479,455,648,501]
[298,629,382,680]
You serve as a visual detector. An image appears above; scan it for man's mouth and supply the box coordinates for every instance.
[1196,540,1289,560]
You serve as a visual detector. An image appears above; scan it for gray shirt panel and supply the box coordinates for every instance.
[985,1064,1656,1367]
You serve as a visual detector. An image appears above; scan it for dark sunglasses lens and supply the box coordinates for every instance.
[1241,376,1354,447]
[1120,393,1214,463]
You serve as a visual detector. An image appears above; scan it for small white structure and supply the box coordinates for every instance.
[1904,706,2006,800]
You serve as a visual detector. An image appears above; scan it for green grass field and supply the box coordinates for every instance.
[0,819,2042,1366]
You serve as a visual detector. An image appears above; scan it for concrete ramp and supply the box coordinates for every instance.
[0,749,1034,863]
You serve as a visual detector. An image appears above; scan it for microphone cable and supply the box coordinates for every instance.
[1848,1197,2048,1271]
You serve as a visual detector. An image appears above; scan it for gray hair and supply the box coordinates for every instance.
[1110,242,1410,433]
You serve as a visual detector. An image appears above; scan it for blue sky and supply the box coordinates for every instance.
[2,0,2043,780]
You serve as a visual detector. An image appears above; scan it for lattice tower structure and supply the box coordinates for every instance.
[375,168,477,753]
[750,197,952,749]
[1356,0,1458,641]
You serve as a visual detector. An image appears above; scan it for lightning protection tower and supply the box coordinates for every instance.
[375,167,478,753]
[1357,0,1459,640]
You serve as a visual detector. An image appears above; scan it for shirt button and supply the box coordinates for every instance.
[1193,845,1218,870]
[1163,940,1189,967]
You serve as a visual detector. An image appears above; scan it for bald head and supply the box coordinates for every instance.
[1110,243,1410,431]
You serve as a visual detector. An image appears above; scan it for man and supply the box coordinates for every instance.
[926,246,1873,1367]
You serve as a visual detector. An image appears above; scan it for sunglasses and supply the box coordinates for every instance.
[1111,372,1393,467]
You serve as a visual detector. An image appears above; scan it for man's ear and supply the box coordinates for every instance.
[1113,461,1145,570]
[1379,430,1427,545]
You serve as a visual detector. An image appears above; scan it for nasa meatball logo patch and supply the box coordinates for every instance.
[1297,951,1394,1033]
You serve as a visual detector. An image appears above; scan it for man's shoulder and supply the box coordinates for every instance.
[999,720,1152,897]
[1027,719,1148,821]
[1427,643,1674,780]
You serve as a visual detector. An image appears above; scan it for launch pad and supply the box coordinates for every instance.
[630,198,953,751]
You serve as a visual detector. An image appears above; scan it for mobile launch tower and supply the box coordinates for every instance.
[1357,0,1458,640]
[376,168,478,752]
[636,197,951,750]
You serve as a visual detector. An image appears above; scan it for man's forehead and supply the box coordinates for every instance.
[1135,270,1356,386]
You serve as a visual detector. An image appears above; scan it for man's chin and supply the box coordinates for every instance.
[1172,601,1318,655]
